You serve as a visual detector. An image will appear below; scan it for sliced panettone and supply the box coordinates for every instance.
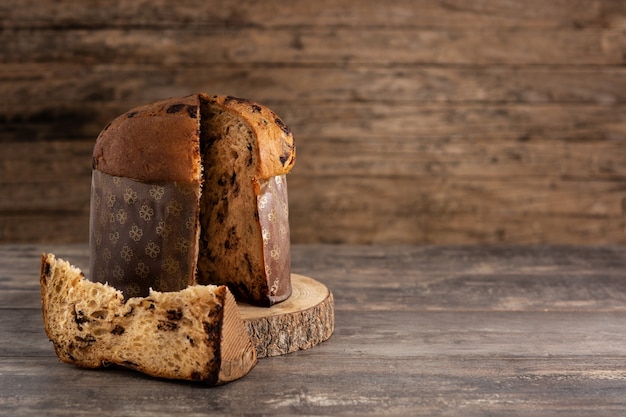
[40,253,257,385]
[90,94,295,306]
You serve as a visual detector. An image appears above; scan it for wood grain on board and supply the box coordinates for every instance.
[3,244,626,415]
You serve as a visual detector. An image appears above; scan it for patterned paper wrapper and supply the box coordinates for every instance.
[257,174,291,302]
[89,170,200,298]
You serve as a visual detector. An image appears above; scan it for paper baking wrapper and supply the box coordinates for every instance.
[256,174,291,301]
[89,170,200,298]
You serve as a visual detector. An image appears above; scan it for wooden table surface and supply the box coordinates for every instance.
[2,243,626,416]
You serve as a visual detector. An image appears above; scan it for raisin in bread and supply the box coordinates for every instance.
[40,253,257,385]
[90,94,295,306]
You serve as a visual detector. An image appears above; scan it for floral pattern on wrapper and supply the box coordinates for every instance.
[89,170,200,298]
[257,174,291,298]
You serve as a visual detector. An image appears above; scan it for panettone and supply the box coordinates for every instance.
[90,94,295,306]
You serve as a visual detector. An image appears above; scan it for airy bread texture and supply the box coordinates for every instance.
[90,94,295,306]
[40,253,257,385]
[197,96,292,305]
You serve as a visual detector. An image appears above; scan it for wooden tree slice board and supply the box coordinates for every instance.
[238,274,334,358]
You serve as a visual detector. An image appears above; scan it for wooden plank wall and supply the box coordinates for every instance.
[1,0,625,244]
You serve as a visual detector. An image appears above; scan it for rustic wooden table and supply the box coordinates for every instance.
[2,244,626,416]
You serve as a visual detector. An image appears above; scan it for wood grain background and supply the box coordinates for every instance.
[1,0,625,244]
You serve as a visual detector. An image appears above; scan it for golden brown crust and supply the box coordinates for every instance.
[92,94,295,183]
[92,95,202,183]
[199,94,296,179]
